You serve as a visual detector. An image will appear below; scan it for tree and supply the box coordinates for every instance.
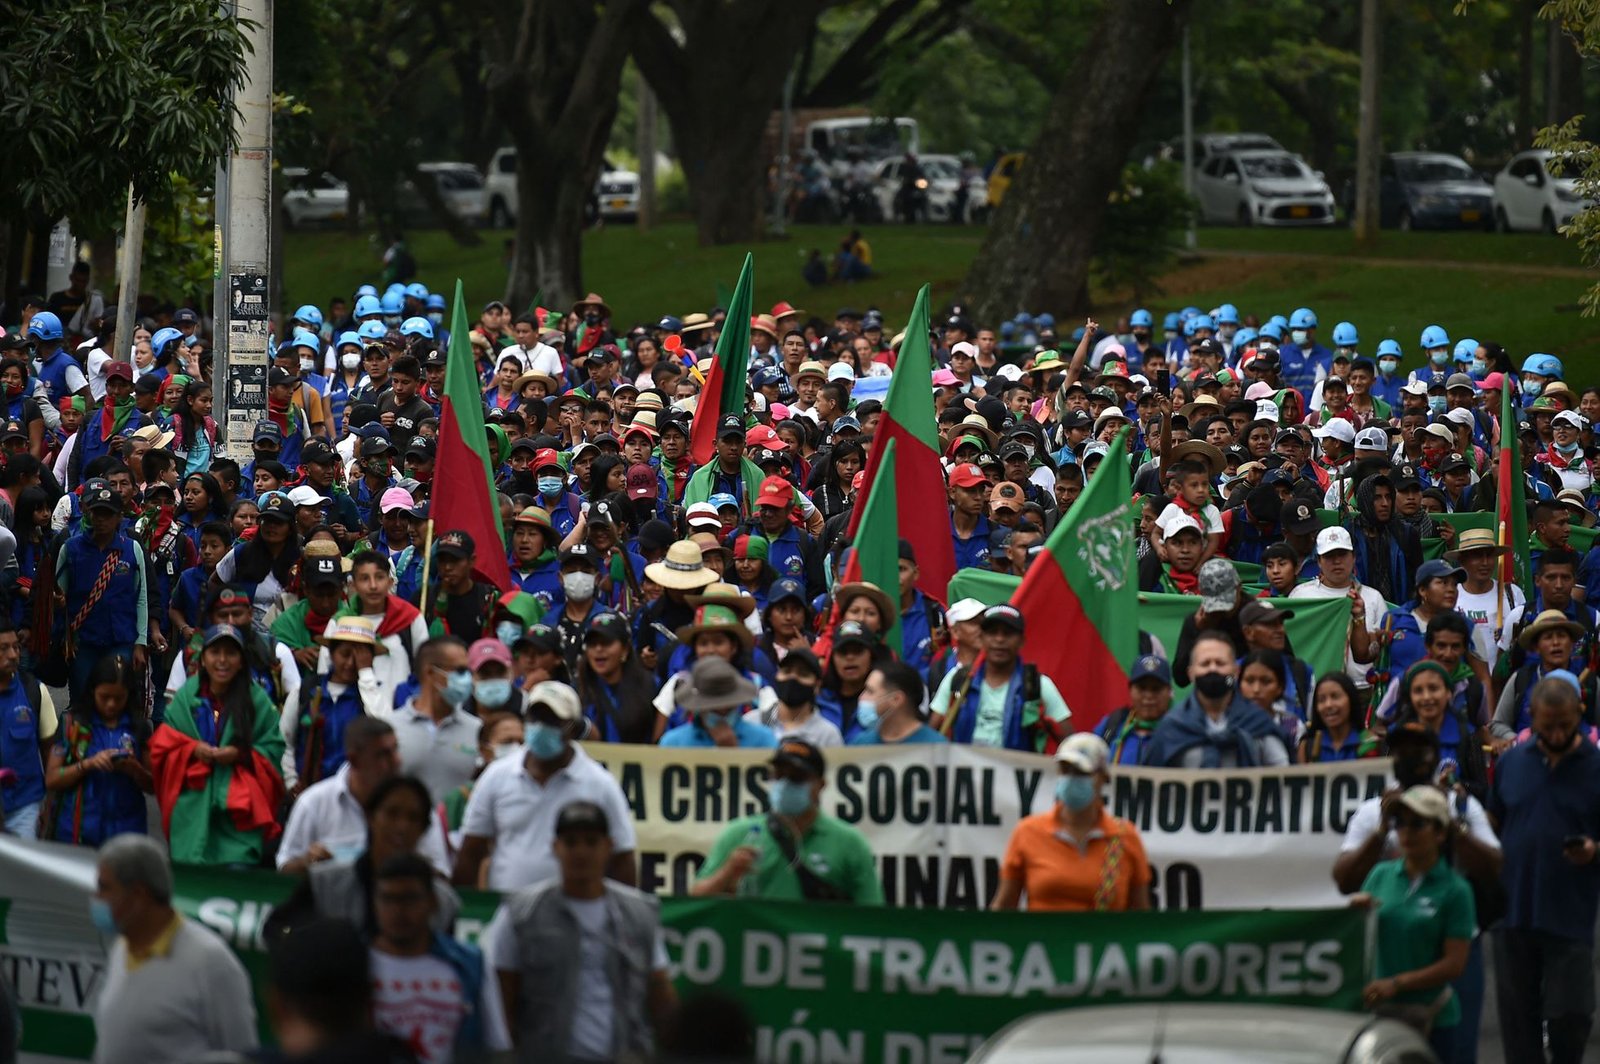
[471,0,639,309]
[961,0,1194,321]
[0,0,248,307]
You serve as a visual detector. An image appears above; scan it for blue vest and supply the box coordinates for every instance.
[900,590,937,678]
[53,713,146,845]
[947,662,1034,752]
[32,350,78,403]
[64,532,140,646]
[297,681,365,785]
[0,675,44,810]
[80,407,148,467]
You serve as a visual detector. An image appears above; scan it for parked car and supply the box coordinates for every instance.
[485,148,640,226]
[1493,148,1593,233]
[970,1004,1436,1064]
[1171,131,1286,166]
[1348,152,1494,230]
[871,154,986,223]
[395,162,487,227]
[1193,149,1337,227]
[280,168,352,228]
[596,168,641,221]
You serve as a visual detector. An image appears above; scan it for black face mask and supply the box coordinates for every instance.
[1193,672,1234,700]
[773,678,816,708]
[1392,750,1437,788]
[584,312,601,326]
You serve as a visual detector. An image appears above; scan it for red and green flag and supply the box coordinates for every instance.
[837,437,902,651]
[434,279,510,590]
[1009,425,1137,733]
[1497,382,1529,591]
[847,283,955,603]
[689,253,753,466]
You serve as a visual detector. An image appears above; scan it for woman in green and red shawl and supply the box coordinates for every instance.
[150,623,285,865]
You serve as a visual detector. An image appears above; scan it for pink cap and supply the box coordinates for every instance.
[468,638,512,672]
[379,486,416,513]
[1478,372,1505,391]
[931,368,960,387]
[1245,381,1275,401]
[770,402,790,420]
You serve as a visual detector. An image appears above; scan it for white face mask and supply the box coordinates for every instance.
[341,352,361,371]
[562,571,596,601]
[299,356,315,373]
[1290,329,1309,346]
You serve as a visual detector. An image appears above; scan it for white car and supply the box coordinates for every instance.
[1493,149,1592,233]
[871,154,986,223]
[280,168,351,228]
[485,147,638,226]
[396,162,487,227]
[1194,150,1337,227]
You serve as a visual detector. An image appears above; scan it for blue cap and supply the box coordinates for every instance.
[292,304,323,328]
[400,316,434,339]
[1419,324,1450,350]
[380,292,404,315]
[831,415,862,434]
[252,419,284,443]
[1522,353,1563,378]
[1414,559,1467,588]
[1130,309,1154,328]
[1259,321,1286,341]
[1453,338,1478,363]
[1289,307,1317,329]
[404,282,429,301]
[201,624,246,650]
[1376,338,1403,359]
[425,293,447,311]
[1129,653,1172,685]
[1331,321,1359,346]
[1215,303,1240,325]
[27,311,63,342]
[754,366,785,388]
[768,577,807,607]
[357,320,388,341]
[657,315,683,332]
[336,331,362,349]
[707,492,739,511]
[354,295,382,318]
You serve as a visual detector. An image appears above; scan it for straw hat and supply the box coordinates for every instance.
[1518,608,1587,650]
[572,292,612,318]
[1179,394,1223,421]
[681,313,715,335]
[1166,440,1226,478]
[1444,527,1508,562]
[956,414,998,449]
[834,582,897,629]
[514,370,559,394]
[686,581,757,618]
[644,540,719,590]
[320,615,387,652]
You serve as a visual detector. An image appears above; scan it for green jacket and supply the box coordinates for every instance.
[683,456,766,516]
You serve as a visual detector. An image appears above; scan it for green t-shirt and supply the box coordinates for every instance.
[698,813,883,905]
[1360,856,1476,1028]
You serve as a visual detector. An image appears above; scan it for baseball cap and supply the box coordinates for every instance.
[379,486,416,514]
[253,420,284,445]
[1354,427,1390,452]
[301,439,337,465]
[584,612,632,644]
[435,530,475,559]
[1055,733,1109,775]
[1129,654,1172,686]
[1397,785,1451,828]
[990,481,1025,513]
[626,464,659,500]
[303,555,343,589]
[771,739,826,779]
[1415,558,1467,587]
[1239,600,1293,627]
[1439,452,1469,474]
[685,502,721,529]
[1163,512,1203,539]
[105,361,134,383]
[560,543,600,569]
[1316,526,1355,555]
[83,479,119,513]
[833,621,878,650]
[979,603,1025,633]
[258,492,293,522]
[1283,500,1321,536]
[945,598,986,625]
[1198,558,1240,613]
[756,475,792,509]
[287,485,329,508]
[948,463,987,489]
[468,638,513,672]
[1313,419,1356,444]
[827,362,856,383]
[767,577,807,608]
[717,413,745,440]
[554,801,611,837]
[528,680,582,722]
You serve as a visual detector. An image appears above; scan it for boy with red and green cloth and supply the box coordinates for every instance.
[270,549,348,687]
[78,361,147,468]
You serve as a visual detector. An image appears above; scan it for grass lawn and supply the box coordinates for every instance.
[284,221,1600,376]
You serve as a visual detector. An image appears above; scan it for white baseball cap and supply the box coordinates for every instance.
[995,363,1023,382]
[1254,399,1280,423]
[827,362,856,382]
[1401,379,1429,396]
[1316,526,1355,555]
[1554,409,1588,431]
[1163,512,1204,539]
[286,485,329,508]
[1056,733,1110,774]
[1354,427,1390,451]
[1442,407,1475,427]
[946,598,986,625]
[528,680,582,721]
[1313,419,1356,444]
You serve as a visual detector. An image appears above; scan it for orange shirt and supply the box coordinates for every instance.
[1000,806,1151,912]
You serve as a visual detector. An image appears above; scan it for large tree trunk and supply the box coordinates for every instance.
[505,154,590,309]
[674,100,776,246]
[962,0,1193,321]
[1517,0,1537,148]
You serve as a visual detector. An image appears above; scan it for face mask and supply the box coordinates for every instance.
[299,356,315,373]
[493,742,522,761]
[524,721,567,760]
[1428,396,1447,414]
[1429,350,1450,367]
[854,699,880,731]
[440,668,473,706]
[1290,329,1309,346]
[1193,671,1234,699]
[1021,444,1036,460]
[3,382,22,399]
[1132,329,1151,342]
[584,312,601,326]
[1056,775,1097,811]
[1523,379,1544,397]
[773,678,814,707]
[341,352,362,371]
[767,778,813,817]
[563,571,596,601]
[89,897,118,936]
[496,620,523,646]
[474,678,513,706]
[1470,359,1487,376]
[1378,358,1399,376]
[427,312,444,326]
[384,315,402,328]
[1336,347,1355,359]
[538,476,564,497]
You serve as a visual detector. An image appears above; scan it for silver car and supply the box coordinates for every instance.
[969,1004,1436,1064]
[1194,150,1337,227]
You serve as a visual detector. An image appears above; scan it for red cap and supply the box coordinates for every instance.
[851,469,868,492]
[756,474,792,509]
[626,463,659,500]
[105,362,134,383]
[533,447,562,471]
[745,424,787,451]
[948,463,988,489]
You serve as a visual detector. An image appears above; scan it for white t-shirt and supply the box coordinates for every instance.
[85,345,112,402]
[1288,578,1386,689]
[369,951,469,1064]
[1455,582,1525,669]
[1156,501,1222,536]
[1339,787,1500,859]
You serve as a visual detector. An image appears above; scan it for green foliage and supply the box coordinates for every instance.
[0,0,249,233]
[1091,162,1196,302]
[143,175,216,308]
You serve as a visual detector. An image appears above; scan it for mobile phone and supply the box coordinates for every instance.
[1563,834,1588,850]
[1156,369,1171,395]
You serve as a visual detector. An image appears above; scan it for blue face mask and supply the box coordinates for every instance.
[496,620,524,646]
[767,778,813,817]
[1429,350,1451,367]
[427,312,444,326]
[440,668,473,706]
[854,699,879,731]
[1428,396,1447,414]
[1523,379,1544,397]
[700,711,733,731]
[1055,775,1097,811]
[89,897,118,936]
[1378,358,1399,376]
[475,678,513,706]
[524,721,566,760]
[1470,359,1488,376]
[538,476,564,497]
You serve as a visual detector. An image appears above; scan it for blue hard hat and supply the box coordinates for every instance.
[354,295,382,319]
[1376,338,1404,359]
[999,321,1016,338]
[26,311,63,343]
[357,320,388,342]
[1190,314,1215,332]
[1014,312,1033,326]
[1259,321,1286,342]
[1270,314,1289,330]
[1419,325,1450,350]
[1289,307,1317,329]
[1070,326,1086,343]
[150,326,184,358]
[1035,313,1055,329]
[289,329,320,353]
[657,315,683,333]
[385,283,406,297]
[1233,327,1258,348]
[1522,353,1564,378]
[380,292,405,315]
[1183,317,1199,337]
[1215,303,1240,325]
[1452,338,1478,362]
[1331,321,1359,347]
[336,331,362,350]
[1162,312,1181,332]
[404,282,429,302]
[1180,306,1200,320]
[400,316,434,339]
[355,284,379,299]
[425,293,447,311]
[1130,309,1154,328]
[292,304,323,328]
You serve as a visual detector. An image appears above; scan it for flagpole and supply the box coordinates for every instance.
[420,518,435,603]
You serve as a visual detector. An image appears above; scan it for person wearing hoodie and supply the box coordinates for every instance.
[505,505,564,614]
[1141,631,1290,768]
[1344,469,1421,607]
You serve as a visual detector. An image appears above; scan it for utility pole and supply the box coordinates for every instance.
[772,60,797,237]
[214,0,273,458]
[1353,0,1381,247]
[636,77,657,232]
[111,189,146,364]
[1181,26,1195,250]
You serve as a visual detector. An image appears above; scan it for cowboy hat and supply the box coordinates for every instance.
[319,615,388,653]
[1444,527,1509,563]
[955,413,998,449]
[644,540,719,590]
[1517,608,1588,650]
[676,655,759,713]
[834,582,897,629]
[514,369,560,394]
[675,603,755,651]
[1166,440,1226,478]
[572,292,612,318]
[681,313,715,335]
[686,581,757,618]
[1178,394,1223,422]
